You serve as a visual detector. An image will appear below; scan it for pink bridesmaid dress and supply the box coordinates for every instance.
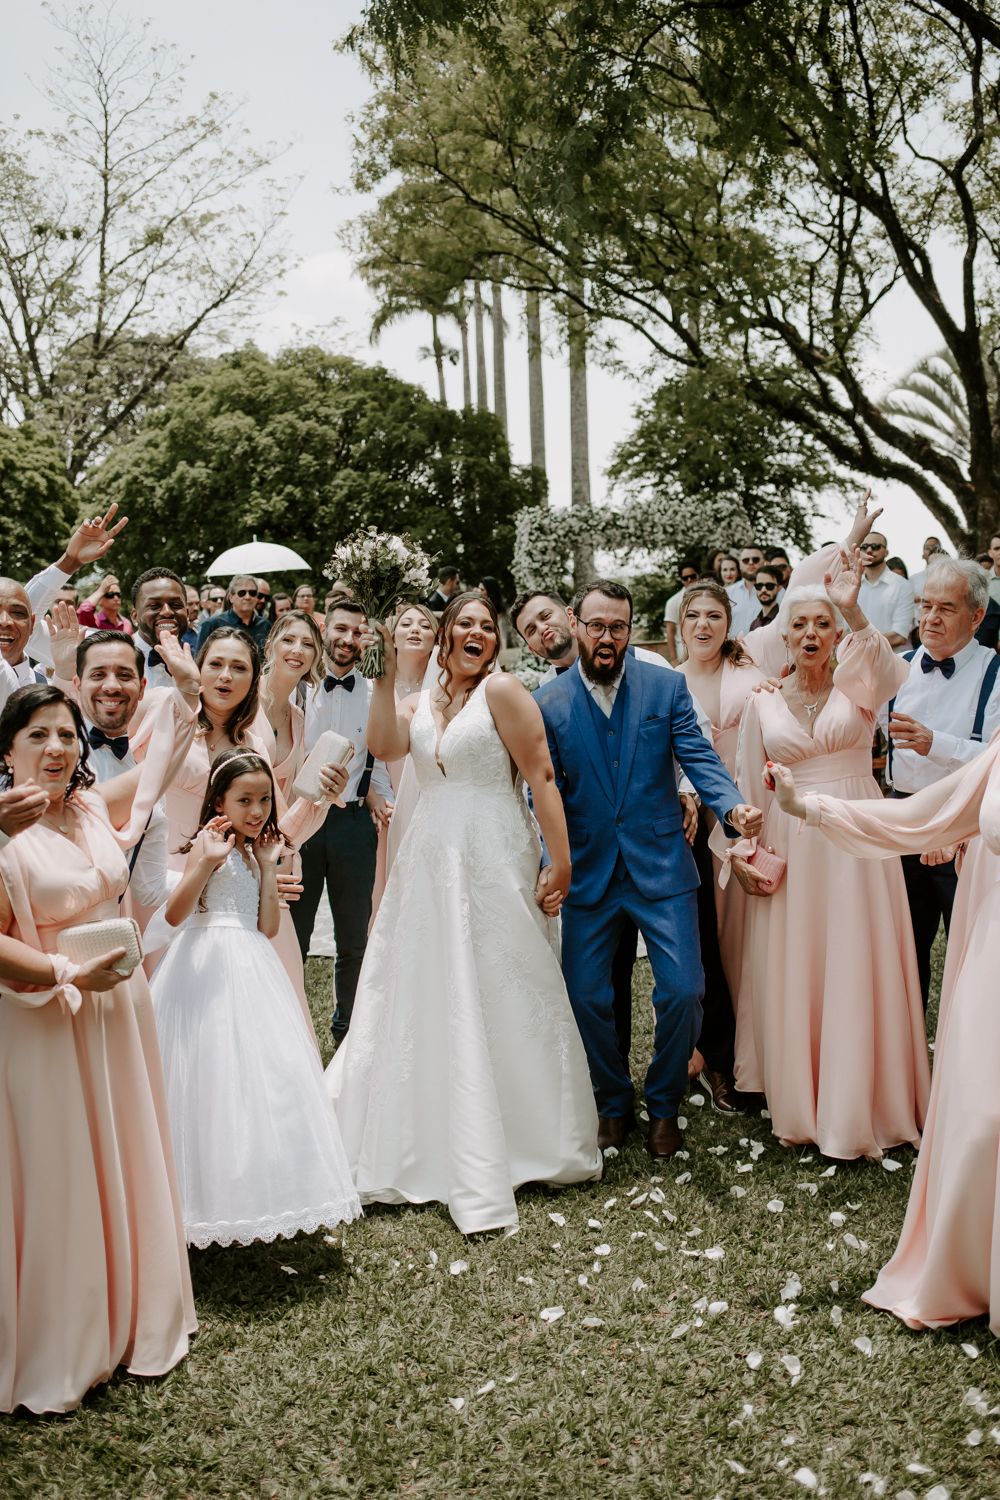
[798,743,1000,1332]
[729,625,929,1159]
[370,684,409,927]
[0,690,199,1413]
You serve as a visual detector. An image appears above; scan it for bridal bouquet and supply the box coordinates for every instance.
[326,529,435,678]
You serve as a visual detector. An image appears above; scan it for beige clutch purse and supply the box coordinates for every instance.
[291,730,354,803]
[57,916,144,975]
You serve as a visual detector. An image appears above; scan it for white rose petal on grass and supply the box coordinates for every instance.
[962,1342,980,1359]
[781,1355,802,1378]
[279,1265,298,1275]
[749,1141,766,1160]
[654,1241,669,1252]
[674,1150,690,1161]
[663,1208,678,1222]
[829,1212,846,1228]
[731,1186,747,1199]
[819,1165,836,1178]
[476,1380,496,1396]
[540,1305,565,1324]
[632,1278,648,1292]
[746,1352,763,1370]
[428,1250,439,1266]
[648,1187,666,1203]
[588,1218,602,1229]
[639,1110,649,1122]
[858,1473,885,1496]
[677,1116,688,1130]
[724,1459,747,1475]
[671,1323,691,1340]
[581,1316,603,1329]
[578,1273,589,1287]
[797,1183,819,1196]
[905,1463,934,1475]
[830,1279,839,1292]
[448,1396,465,1412]
[793,1468,818,1490]
[603,1198,617,1209]
[594,1244,611,1256]
[516,1276,534,1286]
[881,1157,902,1172]
[843,1233,861,1249]
[925,1490,950,1500]
[323,1235,337,1246]
[548,1213,566,1227]
[853,1336,873,1356]
[831,1306,843,1328]
[450,1260,469,1275]
[767,1199,784,1214]
[736,1162,754,1174]
[675,1172,692,1185]
[774,1305,798,1331]
[689,1094,705,1107]
[781,1274,803,1301]
[704,1245,725,1261]
[630,1193,649,1208]
[990,1426,1000,1442]
[708,1301,729,1318]
[603,1146,619,1158]
[966,1429,983,1446]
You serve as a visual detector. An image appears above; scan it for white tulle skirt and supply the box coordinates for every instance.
[151,912,361,1247]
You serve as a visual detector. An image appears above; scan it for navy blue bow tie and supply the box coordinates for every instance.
[88,725,130,761]
[146,647,164,669]
[921,653,955,679]
[324,673,355,692]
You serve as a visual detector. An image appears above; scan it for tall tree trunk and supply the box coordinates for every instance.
[431,313,447,405]
[473,282,488,410]
[459,308,472,409]
[527,289,546,481]
[568,287,593,584]
[491,281,508,438]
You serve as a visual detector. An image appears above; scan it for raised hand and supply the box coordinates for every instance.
[155,627,201,699]
[59,504,129,573]
[845,488,884,550]
[359,619,397,677]
[823,544,864,615]
[251,824,287,869]
[0,782,49,838]
[49,599,83,680]
[764,761,807,820]
[199,816,235,869]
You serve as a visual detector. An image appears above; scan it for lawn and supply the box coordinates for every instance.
[3,932,997,1499]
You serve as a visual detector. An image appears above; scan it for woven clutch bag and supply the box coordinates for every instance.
[746,844,786,895]
[57,916,144,975]
[291,730,354,803]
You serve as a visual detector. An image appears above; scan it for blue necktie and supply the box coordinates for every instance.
[921,654,955,679]
[88,725,130,761]
[324,674,355,692]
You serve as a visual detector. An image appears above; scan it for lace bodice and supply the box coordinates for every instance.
[200,850,260,917]
[409,681,518,797]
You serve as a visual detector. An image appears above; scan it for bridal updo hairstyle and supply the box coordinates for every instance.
[177,750,280,855]
[678,581,750,664]
[0,684,95,794]
[262,608,325,692]
[437,591,501,707]
[194,625,261,744]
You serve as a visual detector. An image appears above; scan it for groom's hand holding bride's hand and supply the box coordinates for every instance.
[534,860,570,916]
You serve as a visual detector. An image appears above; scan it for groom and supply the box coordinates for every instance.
[534,580,762,1160]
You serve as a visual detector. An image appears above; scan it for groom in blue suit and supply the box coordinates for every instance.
[534,580,762,1159]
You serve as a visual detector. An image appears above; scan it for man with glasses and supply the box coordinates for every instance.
[766,547,792,587]
[663,559,701,665]
[198,584,226,622]
[534,579,762,1161]
[726,544,765,637]
[748,566,782,631]
[195,573,272,658]
[858,531,915,652]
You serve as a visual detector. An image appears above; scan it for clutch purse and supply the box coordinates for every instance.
[291,730,354,803]
[57,916,144,975]
[746,844,786,894]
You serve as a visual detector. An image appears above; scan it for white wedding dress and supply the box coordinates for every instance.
[151,850,361,1247]
[325,679,601,1234]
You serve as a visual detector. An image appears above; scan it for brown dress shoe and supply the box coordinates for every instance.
[647,1115,683,1160]
[597,1112,635,1151]
[698,1068,741,1115]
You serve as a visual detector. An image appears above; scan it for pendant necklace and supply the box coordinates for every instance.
[794,678,825,721]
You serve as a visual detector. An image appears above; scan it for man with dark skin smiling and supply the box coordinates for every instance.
[130,567,191,690]
[195,574,271,657]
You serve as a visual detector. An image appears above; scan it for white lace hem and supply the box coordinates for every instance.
[184,1197,363,1249]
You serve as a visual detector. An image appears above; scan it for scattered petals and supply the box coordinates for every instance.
[853,1336,873,1356]
[761,1108,771,1118]
[831,1306,843,1328]
[858,1473,885,1496]
[749,1141,766,1160]
[905,1463,934,1475]
[603,1146,619,1158]
[279,1265,298,1275]
[448,1397,465,1412]
[707,1145,728,1155]
[819,1165,836,1178]
[662,1208,678,1222]
[693,1296,709,1312]
[674,1150,690,1161]
[323,1235,338,1246]
[671,1323,690,1339]
[793,1468,818,1490]
[966,1429,983,1446]
[503,1374,517,1383]
[476,1380,496,1395]
[643,1209,657,1222]
[843,1233,861,1249]
[961,1387,983,1408]
[731,1185,747,1198]
[780,1274,802,1301]
[990,1426,1000,1442]
[594,1244,611,1256]
[581,1315,603,1328]
[649,1187,666,1203]
[428,1251,439,1266]
[677,1116,688,1130]
[708,1300,729,1318]
[704,1245,725,1261]
[925,1490,950,1500]
[881,1157,902,1172]
[592,1261,602,1273]
[503,1226,519,1239]
[736,1162,754,1173]
[746,1351,763,1369]
[781,1354,802,1377]
[630,1231,647,1241]
[630,1193,649,1208]
[724,1459,747,1474]
[548,1213,566,1227]
[830,1279,839,1291]
[639,1109,649,1122]
[517,1276,534,1285]
[962,1343,980,1359]
[797,1182,818,1195]
[767,1199,784,1213]
[632,1277,648,1292]
[654,1241,668,1252]
[675,1172,692,1185]
[603,1198,617,1210]
[846,1201,862,1210]
[774,1305,798,1331]
[539,1305,565,1324]
[829,1212,846,1228]
[588,1218,602,1228]
[450,1260,469,1275]
[799,1155,814,1164]
[690,1094,705,1107]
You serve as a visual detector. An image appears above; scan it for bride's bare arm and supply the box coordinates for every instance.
[359,622,416,761]
[485,674,571,912]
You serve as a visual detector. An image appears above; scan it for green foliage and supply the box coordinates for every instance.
[627,570,676,638]
[83,345,540,594]
[0,423,76,578]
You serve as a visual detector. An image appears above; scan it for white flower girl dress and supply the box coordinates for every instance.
[151,849,361,1247]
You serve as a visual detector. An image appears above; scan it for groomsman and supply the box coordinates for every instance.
[534,580,761,1159]
[129,568,192,690]
[887,556,1000,1005]
[293,599,393,1042]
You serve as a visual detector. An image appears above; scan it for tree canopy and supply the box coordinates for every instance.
[83,344,540,593]
[0,423,77,579]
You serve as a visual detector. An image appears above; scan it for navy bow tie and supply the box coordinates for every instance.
[88,725,130,761]
[921,653,955,679]
[146,647,164,670]
[324,673,355,692]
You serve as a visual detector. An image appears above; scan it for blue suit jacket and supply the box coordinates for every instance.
[534,655,743,908]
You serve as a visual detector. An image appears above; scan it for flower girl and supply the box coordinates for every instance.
[150,751,361,1248]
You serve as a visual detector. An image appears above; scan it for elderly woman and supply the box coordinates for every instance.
[721,545,929,1159]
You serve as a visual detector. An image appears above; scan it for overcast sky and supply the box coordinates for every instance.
[2,0,958,569]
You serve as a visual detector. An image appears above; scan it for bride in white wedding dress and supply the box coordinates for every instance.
[325,593,601,1234]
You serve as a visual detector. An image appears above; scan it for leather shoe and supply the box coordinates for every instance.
[597,1112,634,1151]
[647,1115,683,1160]
[698,1068,742,1115]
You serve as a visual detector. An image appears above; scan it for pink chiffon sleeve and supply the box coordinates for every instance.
[108,685,198,847]
[830,624,909,712]
[742,542,843,677]
[802,739,999,857]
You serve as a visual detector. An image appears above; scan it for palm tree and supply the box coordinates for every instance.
[878,348,996,470]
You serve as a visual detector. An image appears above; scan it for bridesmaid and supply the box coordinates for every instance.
[372,603,438,921]
[0,679,199,1413]
[768,741,1000,1334]
[722,547,929,1160]
[259,610,349,1037]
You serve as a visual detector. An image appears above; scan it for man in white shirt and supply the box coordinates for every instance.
[662,559,701,664]
[887,556,1000,1005]
[908,535,945,607]
[726,543,765,638]
[987,530,1000,607]
[296,598,393,1042]
[858,530,915,651]
[129,567,192,690]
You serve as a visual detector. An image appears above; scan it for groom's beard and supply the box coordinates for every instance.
[578,637,628,685]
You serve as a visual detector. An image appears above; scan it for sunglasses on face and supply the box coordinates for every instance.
[860,543,884,552]
[102,590,121,600]
[680,574,698,585]
[755,580,777,592]
[233,588,258,598]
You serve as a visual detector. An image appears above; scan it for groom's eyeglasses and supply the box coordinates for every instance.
[580,619,631,641]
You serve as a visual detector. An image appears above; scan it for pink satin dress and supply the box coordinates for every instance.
[369,684,409,928]
[731,625,929,1159]
[799,741,1000,1332]
[0,794,196,1413]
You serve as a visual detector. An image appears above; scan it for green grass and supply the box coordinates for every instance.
[4,929,997,1499]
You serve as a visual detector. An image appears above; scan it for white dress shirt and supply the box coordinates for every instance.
[23,561,74,669]
[85,733,174,909]
[726,580,761,638]
[303,669,393,804]
[888,638,1000,793]
[133,633,177,693]
[858,568,915,653]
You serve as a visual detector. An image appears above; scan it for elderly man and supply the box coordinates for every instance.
[726,543,765,637]
[858,530,915,651]
[194,573,271,657]
[887,556,1000,1005]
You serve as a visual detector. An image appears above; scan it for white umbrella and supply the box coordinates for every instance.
[205,536,311,577]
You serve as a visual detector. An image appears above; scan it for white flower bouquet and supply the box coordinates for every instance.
[326,528,435,678]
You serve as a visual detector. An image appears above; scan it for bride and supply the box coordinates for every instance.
[325,592,601,1234]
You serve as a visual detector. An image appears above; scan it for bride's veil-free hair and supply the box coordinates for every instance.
[176,750,280,855]
[436,592,501,708]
